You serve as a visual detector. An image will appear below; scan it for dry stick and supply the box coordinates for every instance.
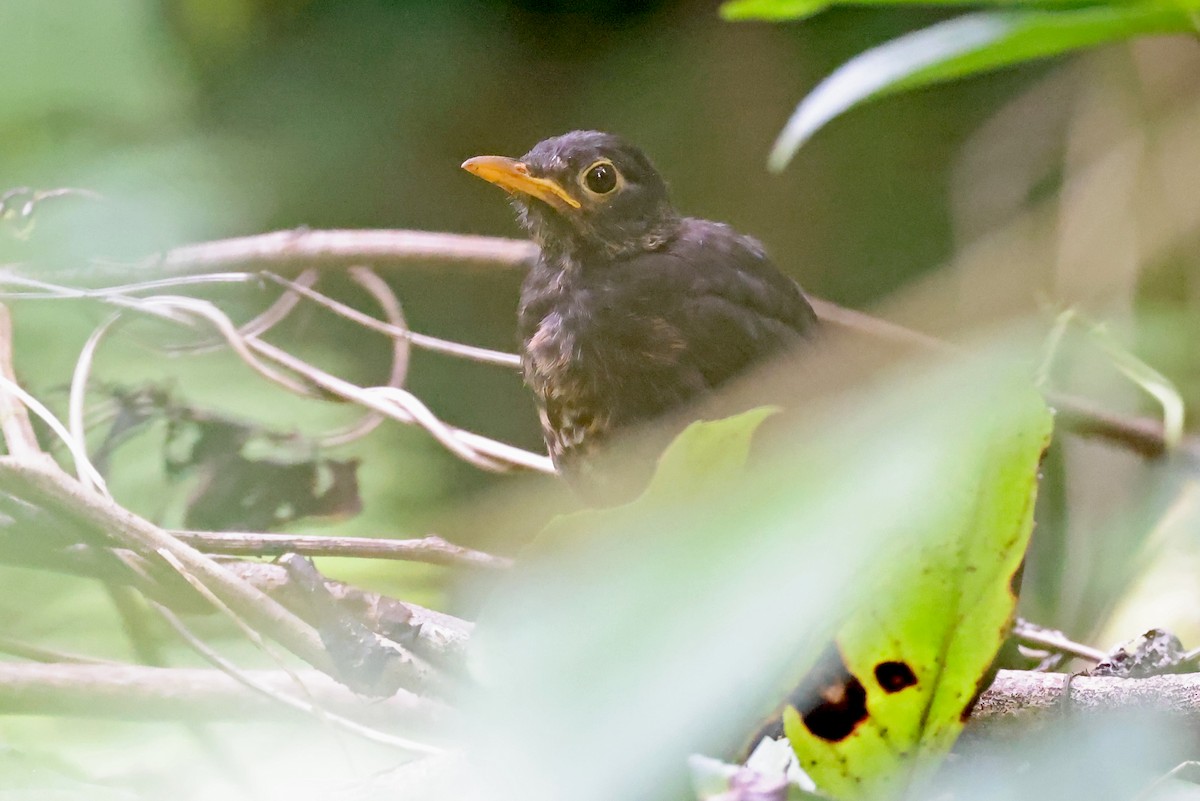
[163,268,321,357]
[149,597,444,754]
[243,332,553,472]
[0,636,119,666]
[1184,645,1200,669]
[1044,391,1172,460]
[1012,619,1108,664]
[806,297,954,354]
[69,288,549,473]
[171,530,512,570]
[808,300,1193,459]
[150,228,538,275]
[0,661,450,728]
[0,458,339,676]
[0,304,41,459]
[318,266,410,447]
[0,542,471,668]
[34,270,539,472]
[231,267,317,342]
[261,271,522,368]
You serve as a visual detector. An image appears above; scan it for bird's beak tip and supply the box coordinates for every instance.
[460,154,581,210]
[460,156,488,174]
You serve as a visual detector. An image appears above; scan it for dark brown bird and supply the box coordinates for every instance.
[463,131,818,491]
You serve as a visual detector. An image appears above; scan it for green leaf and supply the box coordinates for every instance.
[720,0,834,21]
[768,5,1197,170]
[539,406,779,543]
[720,0,1095,23]
[468,347,1054,801]
[782,381,1052,800]
[641,406,781,498]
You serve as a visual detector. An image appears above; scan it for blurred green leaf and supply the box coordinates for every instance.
[721,0,834,20]
[543,407,780,539]
[783,381,1051,800]
[721,0,1098,22]
[766,6,1197,170]
[467,344,1055,801]
[642,407,780,497]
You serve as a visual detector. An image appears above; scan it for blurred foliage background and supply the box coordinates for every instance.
[3,0,1200,797]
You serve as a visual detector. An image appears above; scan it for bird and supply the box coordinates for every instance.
[463,130,819,496]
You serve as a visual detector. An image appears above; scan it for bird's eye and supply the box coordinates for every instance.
[583,161,619,194]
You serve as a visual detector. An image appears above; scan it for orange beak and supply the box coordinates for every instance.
[461,155,581,211]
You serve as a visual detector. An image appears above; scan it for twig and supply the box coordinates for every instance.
[807,297,1193,460]
[0,636,118,665]
[0,661,450,728]
[138,295,319,397]
[262,271,522,369]
[0,540,471,669]
[318,266,409,447]
[152,600,445,754]
[145,228,538,277]
[0,303,41,459]
[171,530,512,570]
[244,333,553,472]
[0,458,339,676]
[238,267,317,342]
[1012,619,1108,664]
[0,344,108,492]
[0,270,259,300]
[1183,646,1200,669]
[806,297,954,354]
[1043,391,1174,460]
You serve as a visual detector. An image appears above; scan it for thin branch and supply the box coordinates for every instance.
[147,228,538,276]
[138,295,320,397]
[0,458,339,677]
[317,266,409,447]
[807,297,954,354]
[0,303,42,459]
[238,267,317,342]
[0,354,108,493]
[1012,618,1108,664]
[0,661,451,729]
[808,298,1192,460]
[0,270,259,300]
[262,271,522,368]
[152,600,445,754]
[0,636,118,666]
[171,530,512,570]
[244,333,553,472]
[0,540,471,669]
[1043,391,1173,460]
[1184,645,1200,669]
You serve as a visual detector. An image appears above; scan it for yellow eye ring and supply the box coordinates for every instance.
[581,160,620,195]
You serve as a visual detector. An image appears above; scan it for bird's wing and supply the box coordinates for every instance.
[612,219,818,391]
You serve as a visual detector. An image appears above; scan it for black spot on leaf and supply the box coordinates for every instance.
[874,661,918,693]
[1009,557,1026,599]
[789,646,869,742]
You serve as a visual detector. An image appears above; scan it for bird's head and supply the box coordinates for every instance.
[462,130,679,260]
